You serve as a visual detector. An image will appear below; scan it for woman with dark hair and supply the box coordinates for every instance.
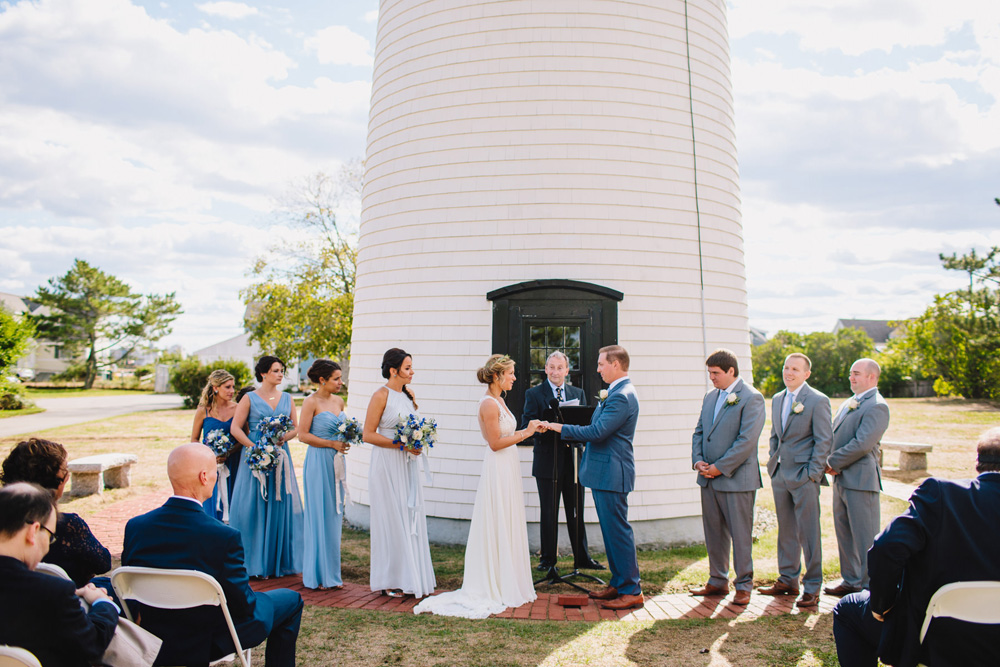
[228,355,303,577]
[0,438,112,587]
[190,369,239,520]
[298,359,349,590]
[362,348,436,598]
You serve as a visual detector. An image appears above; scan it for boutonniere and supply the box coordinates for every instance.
[596,389,608,404]
[846,397,859,412]
[791,401,804,414]
[725,392,739,407]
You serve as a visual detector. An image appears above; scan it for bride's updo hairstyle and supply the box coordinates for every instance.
[381,347,417,408]
[477,354,515,386]
[307,359,341,384]
[255,355,286,382]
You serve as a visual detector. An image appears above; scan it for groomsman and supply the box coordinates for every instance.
[757,353,832,608]
[691,348,766,606]
[521,351,602,571]
[824,358,890,597]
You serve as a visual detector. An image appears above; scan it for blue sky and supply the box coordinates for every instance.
[1,0,998,352]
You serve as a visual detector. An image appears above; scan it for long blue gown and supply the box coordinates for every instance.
[201,415,240,521]
[228,392,303,577]
[302,411,348,589]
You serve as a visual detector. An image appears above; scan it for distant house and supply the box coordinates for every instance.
[832,318,905,352]
[191,332,300,389]
[0,291,72,380]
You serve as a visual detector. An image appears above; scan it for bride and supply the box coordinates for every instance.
[414,354,544,618]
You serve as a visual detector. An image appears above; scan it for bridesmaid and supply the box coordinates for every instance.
[229,355,304,578]
[190,369,239,521]
[299,359,351,590]
[363,348,436,598]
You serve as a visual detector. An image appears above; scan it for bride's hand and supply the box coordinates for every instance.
[528,420,546,433]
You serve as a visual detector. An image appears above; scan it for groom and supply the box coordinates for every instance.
[544,345,642,610]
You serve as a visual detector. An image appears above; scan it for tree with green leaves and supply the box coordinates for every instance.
[243,162,361,365]
[0,306,36,395]
[31,259,183,389]
[751,328,875,397]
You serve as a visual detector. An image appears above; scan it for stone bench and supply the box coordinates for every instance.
[880,441,933,471]
[67,453,139,496]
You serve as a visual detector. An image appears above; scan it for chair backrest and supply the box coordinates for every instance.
[920,581,1000,643]
[34,562,72,581]
[110,566,249,667]
[0,646,42,667]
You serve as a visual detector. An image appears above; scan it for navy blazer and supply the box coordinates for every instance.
[122,497,276,665]
[869,473,1000,667]
[561,378,639,493]
[521,380,587,478]
[0,555,118,666]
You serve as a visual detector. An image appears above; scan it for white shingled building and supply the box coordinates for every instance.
[345,0,750,549]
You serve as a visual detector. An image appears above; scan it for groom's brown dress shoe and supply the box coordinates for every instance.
[589,585,619,600]
[823,583,863,597]
[731,590,751,606]
[757,581,800,596]
[796,592,819,608]
[602,593,644,610]
[690,583,729,596]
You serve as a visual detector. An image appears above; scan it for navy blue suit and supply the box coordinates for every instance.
[522,380,591,566]
[122,497,303,667]
[0,555,118,666]
[561,378,640,595]
[833,473,1000,667]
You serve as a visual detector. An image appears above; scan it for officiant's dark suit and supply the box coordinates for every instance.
[522,378,593,569]
[833,456,1000,667]
[122,496,303,667]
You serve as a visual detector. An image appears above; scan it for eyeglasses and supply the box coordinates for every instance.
[33,522,57,545]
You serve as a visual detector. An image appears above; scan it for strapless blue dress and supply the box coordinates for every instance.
[201,416,240,520]
[228,392,303,577]
[302,410,348,589]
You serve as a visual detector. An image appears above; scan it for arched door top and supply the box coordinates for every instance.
[487,279,623,302]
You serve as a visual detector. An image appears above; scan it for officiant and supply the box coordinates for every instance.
[521,351,604,571]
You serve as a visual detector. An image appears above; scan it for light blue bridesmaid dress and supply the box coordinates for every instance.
[302,410,348,589]
[201,414,239,520]
[228,392,303,577]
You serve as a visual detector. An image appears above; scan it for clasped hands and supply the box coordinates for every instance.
[528,420,561,433]
[694,461,722,479]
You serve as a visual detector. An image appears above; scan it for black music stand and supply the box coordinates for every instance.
[533,404,606,592]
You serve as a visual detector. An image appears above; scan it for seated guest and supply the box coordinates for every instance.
[0,482,119,666]
[122,443,303,667]
[833,427,1000,667]
[1,437,112,586]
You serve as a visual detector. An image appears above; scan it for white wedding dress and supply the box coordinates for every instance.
[413,395,537,618]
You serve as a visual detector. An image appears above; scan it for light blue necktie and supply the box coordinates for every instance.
[713,390,728,422]
[781,391,796,430]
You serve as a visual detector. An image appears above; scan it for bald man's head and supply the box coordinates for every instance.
[167,443,218,501]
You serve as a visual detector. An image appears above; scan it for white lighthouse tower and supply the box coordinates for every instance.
[346,0,749,548]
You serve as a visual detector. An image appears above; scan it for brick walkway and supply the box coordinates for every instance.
[89,488,836,622]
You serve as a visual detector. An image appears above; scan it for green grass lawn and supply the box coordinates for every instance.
[3,397,993,666]
[0,406,45,419]
[24,387,155,398]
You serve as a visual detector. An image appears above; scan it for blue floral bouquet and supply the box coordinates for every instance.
[393,414,438,454]
[335,416,363,447]
[248,413,294,475]
[203,428,234,458]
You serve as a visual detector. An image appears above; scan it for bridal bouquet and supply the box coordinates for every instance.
[394,414,437,454]
[247,413,295,501]
[336,416,364,448]
[203,428,234,458]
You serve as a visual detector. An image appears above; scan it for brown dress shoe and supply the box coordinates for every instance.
[602,593,644,610]
[690,583,729,597]
[757,581,800,596]
[823,583,863,597]
[731,590,751,606]
[589,585,619,600]
[796,592,819,608]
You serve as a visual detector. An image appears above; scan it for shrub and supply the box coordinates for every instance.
[933,377,959,398]
[170,358,254,409]
[52,362,88,382]
[0,379,33,411]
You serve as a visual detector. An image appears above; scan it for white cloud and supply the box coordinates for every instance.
[305,25,372,67]
[195,2,258,19]
[363,9,378,24]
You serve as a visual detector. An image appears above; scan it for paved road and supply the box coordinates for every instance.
[0,394,185,439]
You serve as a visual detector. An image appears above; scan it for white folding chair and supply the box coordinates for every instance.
[110,566,251,667]
[0,646,42,667]
[34,562,72,581]
[919,580,1000,643]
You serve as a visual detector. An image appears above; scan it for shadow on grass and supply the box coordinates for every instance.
[626,613,838,667]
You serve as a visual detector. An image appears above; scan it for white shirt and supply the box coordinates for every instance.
[608,376,629,392]
[547,379,566,400]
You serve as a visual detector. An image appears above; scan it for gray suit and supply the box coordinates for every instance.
[767,382,832,594]
[827,388,890,588]
[692,378,766,591]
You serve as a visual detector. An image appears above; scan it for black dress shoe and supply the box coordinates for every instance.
[575,558,606,570]
[536,562,556,571]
